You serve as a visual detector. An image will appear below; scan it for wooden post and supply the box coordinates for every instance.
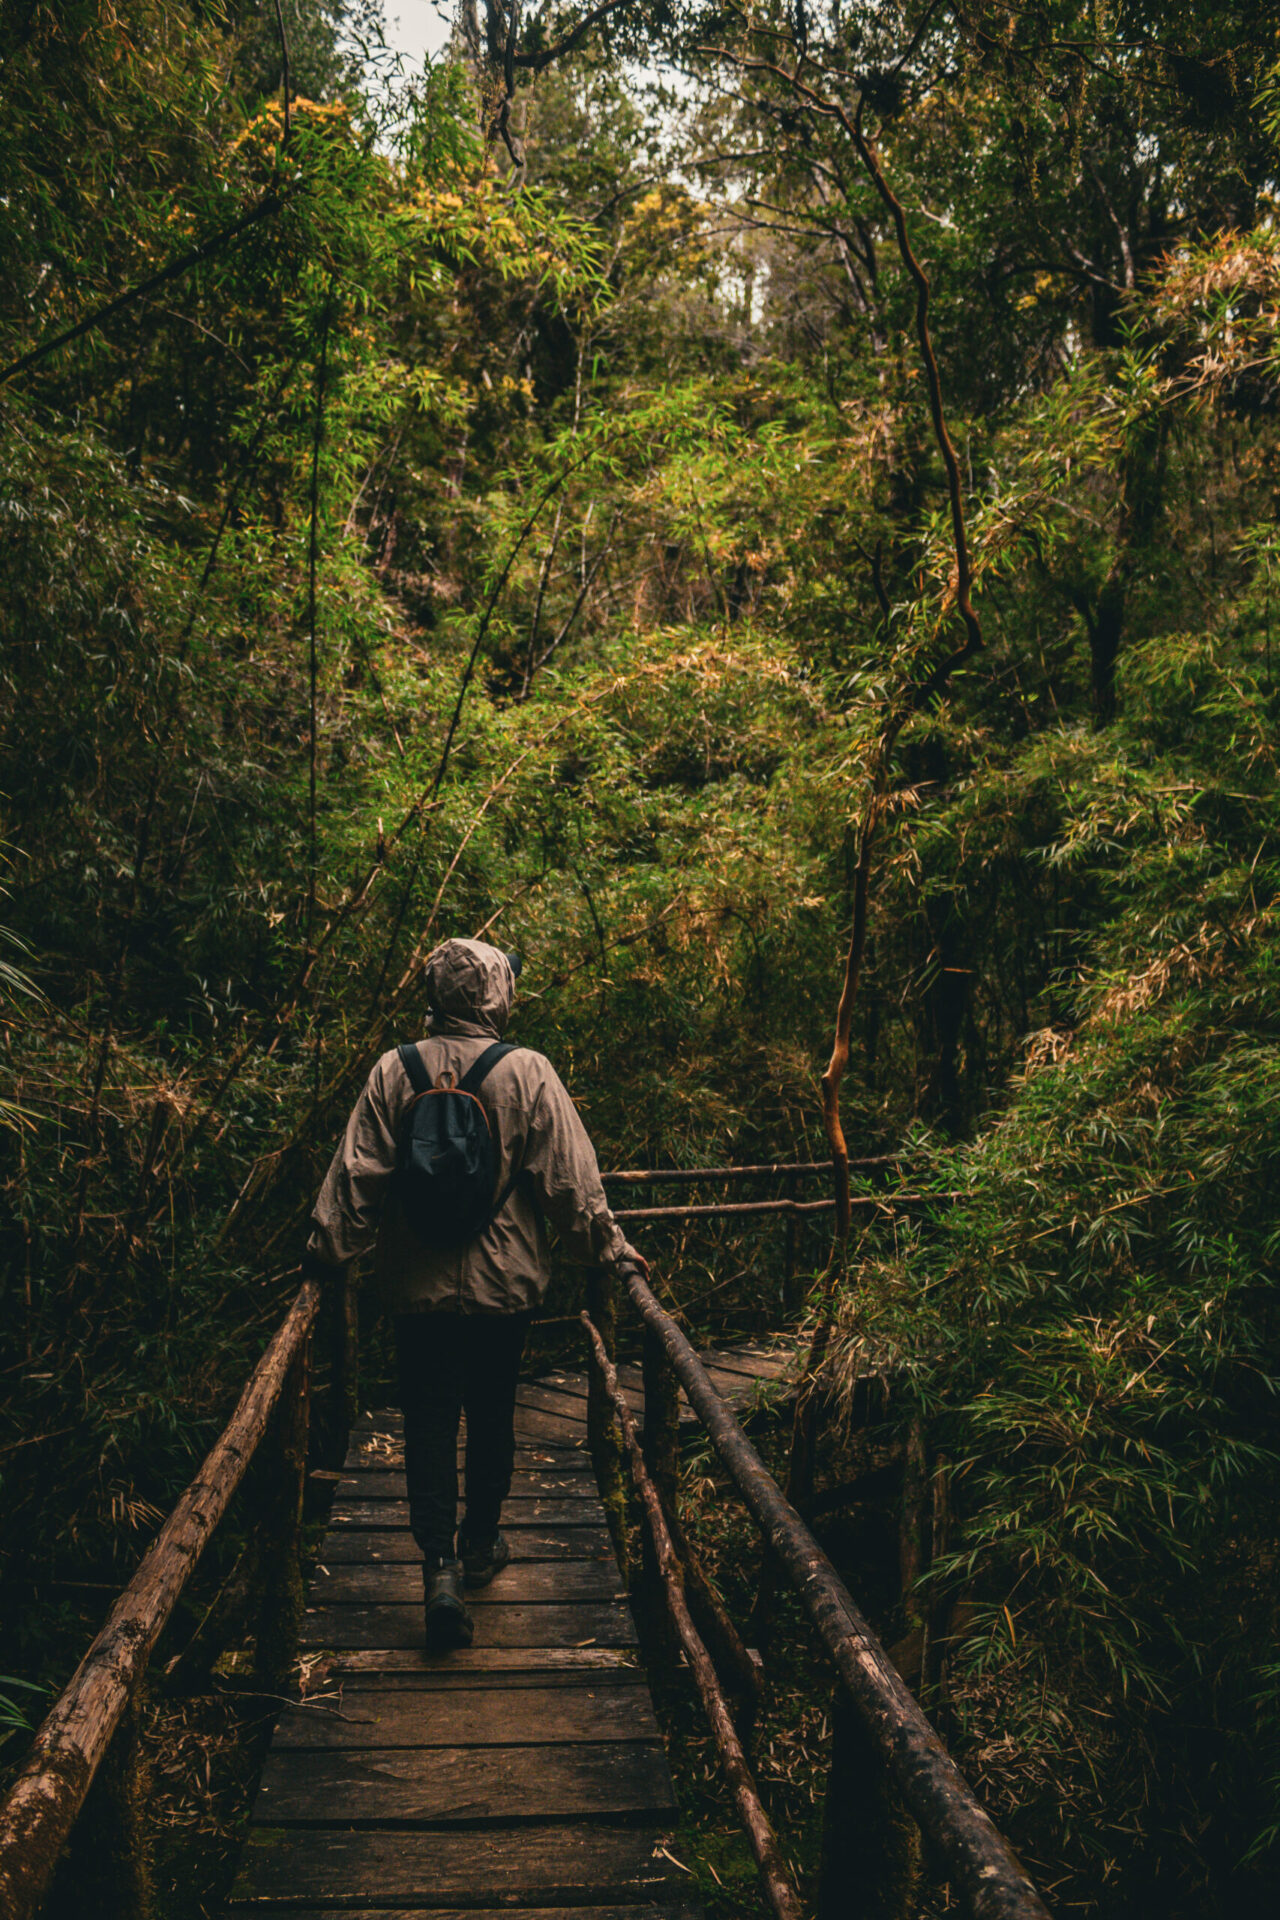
[585,1266,629,1583]
[320,1263,357,1467]
[255,1337,310,1691]
[48,1686,154,1920]
[819,1687,921,1920]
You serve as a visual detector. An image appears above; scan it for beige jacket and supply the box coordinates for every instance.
[307,938,638,1314]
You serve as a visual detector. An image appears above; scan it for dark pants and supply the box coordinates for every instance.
[394,1311,532,1563]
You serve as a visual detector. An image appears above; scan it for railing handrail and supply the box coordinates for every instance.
[603,1155,901,1185]
[0,1276,325,1920]
[616,1266,1051,1920]
[613,1191,958,1223]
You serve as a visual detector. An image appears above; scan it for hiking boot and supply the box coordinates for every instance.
[459,1528,511,1589]
[423,1558,474,1650]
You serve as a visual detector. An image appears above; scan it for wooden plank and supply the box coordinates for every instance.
[300,1601,638,1650]
[514,1384,589,1426]
[532,1370,647,1411]
[329,1498,607,1531]
[532,1368,590,1395]
[355,1406,590,1448]
[251,1740,675,1825]
[272,1685,661,1749]
[314,1646,641,1679]
[317,1527,613,1564]
[696,1345,797,1383]
[700,1369,783,1408]
[303,1669,647,1695]
[229,1823,689,1906]
[311,1562,624,1607]
[534,1370,702,1429]
[511,1410,591,1446]
[334,1471,597,1502]
[343,1441,590,1472]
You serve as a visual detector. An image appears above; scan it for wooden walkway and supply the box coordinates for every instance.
[226,1341,796,1917]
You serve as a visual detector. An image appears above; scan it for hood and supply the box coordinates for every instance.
[424,938,516,1038]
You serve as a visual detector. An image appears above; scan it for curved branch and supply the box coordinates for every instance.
[512,0,631,72]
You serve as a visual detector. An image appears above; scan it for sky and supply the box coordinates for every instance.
[385,0,457,70]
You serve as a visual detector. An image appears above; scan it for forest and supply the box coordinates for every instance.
[2,0,1279,1914]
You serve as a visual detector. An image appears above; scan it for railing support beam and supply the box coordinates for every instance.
[584,1313,803,1920]
[819,1684,920,1920]
[255,1336,311,1691]
[48,1685,155,1920]
[585,1266,629,1583]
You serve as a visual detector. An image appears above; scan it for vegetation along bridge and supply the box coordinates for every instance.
[0,1165,1050,1920]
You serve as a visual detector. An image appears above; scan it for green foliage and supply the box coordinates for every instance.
[2,0,1280,1908]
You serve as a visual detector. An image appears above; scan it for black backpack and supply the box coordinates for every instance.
[393,1040,521,1249]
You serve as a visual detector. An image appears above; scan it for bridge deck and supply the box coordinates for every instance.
[226,1342,795,1917]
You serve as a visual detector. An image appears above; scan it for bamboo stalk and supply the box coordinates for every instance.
[582,1313,804,1920]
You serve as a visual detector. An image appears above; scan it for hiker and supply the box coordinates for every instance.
[302,936,643,1650]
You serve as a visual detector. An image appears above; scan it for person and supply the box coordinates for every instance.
[302,936,642,1650]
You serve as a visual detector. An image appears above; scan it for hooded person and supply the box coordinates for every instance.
[303,937,643,1648]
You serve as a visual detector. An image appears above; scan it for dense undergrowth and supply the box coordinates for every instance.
[3,1,1280,1911]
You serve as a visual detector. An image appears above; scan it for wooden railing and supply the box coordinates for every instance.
[0,1269,357,1920]
[2,1153,978,1920]
[584,1263,1052,1920]
[602,1156,950,1308]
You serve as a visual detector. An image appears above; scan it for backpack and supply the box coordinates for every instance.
[393,1040,521,1249]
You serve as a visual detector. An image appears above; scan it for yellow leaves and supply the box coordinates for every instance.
[1016,269,1071,311]
[231,95,353,159]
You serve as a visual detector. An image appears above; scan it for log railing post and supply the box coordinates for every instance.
[254,1335,311,1691]
[818,1686,921,1920]
[320,1262,358,1468]
[49,1684,155,1920]
[585,1265,629,1583]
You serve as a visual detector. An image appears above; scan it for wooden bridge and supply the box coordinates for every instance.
[230,1348,792,1916]
[0,1163,1052,1920]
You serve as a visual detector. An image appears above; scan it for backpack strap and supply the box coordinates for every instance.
[458,1040,517,1095]
[460,1042,523,1221]
[397,1040,432,1096]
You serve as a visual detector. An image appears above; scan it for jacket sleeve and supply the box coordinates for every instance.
[521,1061,641,1270]
[307,1052,401,1268]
